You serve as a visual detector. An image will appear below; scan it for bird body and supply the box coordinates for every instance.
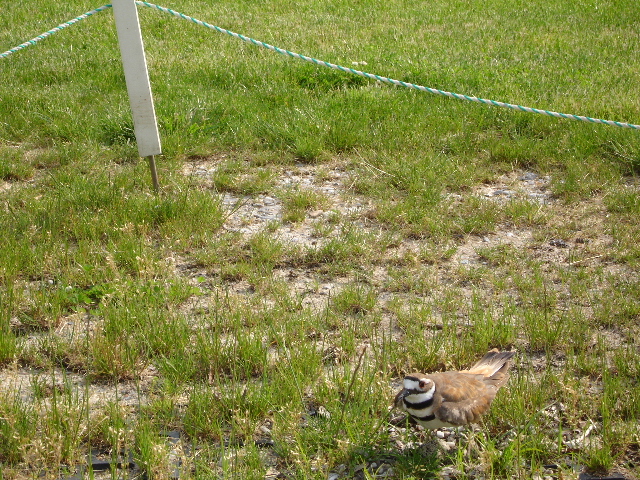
[395,349,514,428]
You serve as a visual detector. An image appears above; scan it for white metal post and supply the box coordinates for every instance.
[112,0,161,191]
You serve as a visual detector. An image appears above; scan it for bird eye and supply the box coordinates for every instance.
[419,380,427,388]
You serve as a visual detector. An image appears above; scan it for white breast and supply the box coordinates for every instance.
[403,391,435,418]
[414,416,455,429]
[402,383,457,428]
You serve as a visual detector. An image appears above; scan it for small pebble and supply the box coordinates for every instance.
[520,172,539,181]
[317,406,331,419]
[438,439,452,451]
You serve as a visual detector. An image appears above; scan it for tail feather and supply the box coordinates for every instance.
[462,349,515,383]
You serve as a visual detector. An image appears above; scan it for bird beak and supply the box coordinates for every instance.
[394,388,409,407]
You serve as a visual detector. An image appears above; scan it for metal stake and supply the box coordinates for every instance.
[146,155,160,193]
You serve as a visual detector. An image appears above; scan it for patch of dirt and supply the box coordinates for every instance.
[0,364,157,409]
[0,180,13,193]
[175,159,636,328]
[472,170,553,204]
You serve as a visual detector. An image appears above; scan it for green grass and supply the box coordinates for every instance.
[1,0,640,478]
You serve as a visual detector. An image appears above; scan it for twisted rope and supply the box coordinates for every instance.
[2,1,638,131]
[0,5,113,59]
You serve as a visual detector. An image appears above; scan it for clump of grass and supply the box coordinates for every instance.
[476,244,520,267]
[211,160,276,195]
[0,328,18,367]
[503,198,547,226]
[294,136,327,163]
[329,283,377,317]
[279,186,327,223]
[135,420,173,479]
[0,145,35,181]
[0,393,36,466]
[605,189,640,215]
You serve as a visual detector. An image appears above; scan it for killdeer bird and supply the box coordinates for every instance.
[394,349,514,429]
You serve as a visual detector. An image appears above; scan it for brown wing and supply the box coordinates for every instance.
[431,372,498,426]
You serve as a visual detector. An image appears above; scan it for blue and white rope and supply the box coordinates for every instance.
[2,2,639,131]
[0,5,113,59]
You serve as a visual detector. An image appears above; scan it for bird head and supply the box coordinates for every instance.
[394,374,435,407]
